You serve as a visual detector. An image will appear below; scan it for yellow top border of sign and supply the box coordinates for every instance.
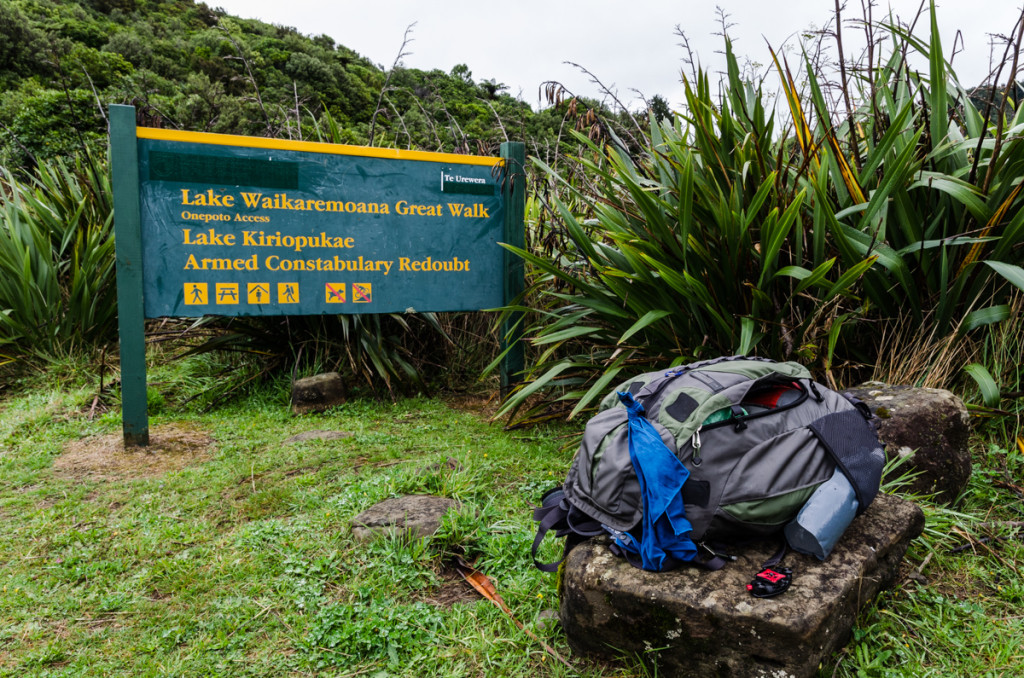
[136,127,504,167]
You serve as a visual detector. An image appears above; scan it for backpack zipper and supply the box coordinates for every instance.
[699,380,810,434]
[690,425,703,466]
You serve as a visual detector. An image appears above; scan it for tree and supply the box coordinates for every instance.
[649,94,671,123]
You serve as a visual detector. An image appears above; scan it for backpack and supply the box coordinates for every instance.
[531,356,885,573]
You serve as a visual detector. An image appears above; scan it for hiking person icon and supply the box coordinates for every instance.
[277,282,299,304]
[184,283,208,305]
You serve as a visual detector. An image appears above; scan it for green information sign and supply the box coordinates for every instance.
[136,127,507,316]
[110,105,525,445]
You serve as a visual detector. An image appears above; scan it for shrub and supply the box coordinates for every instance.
[497,2,1024,421]
[0,155,117,367]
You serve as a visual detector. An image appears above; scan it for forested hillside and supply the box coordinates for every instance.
[0,0,588,171]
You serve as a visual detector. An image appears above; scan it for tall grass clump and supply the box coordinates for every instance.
[0,156,117,369]
[169,311,457,404]
[778,4,1024,384]
[498,1,1024,421]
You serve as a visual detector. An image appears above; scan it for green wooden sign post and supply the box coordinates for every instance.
[110,104,525,446]
[499,141,525,398]
[110,105,150,446]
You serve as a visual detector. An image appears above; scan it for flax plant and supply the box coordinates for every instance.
[0,156,117,365]
[497,41,876,420]
[777,2,1024,340]
[774,1,1024,400]
[497,1,1024,421]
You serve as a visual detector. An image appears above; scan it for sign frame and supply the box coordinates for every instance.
[109,104,524,446]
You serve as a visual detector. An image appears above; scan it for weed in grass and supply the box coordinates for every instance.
[302,596,446,669]
[233,518,300,552]
[281,550,344,606]
[350,533,439,593]
[430,501,496,560]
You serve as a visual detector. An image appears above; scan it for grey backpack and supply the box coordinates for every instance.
[532,356,885,572]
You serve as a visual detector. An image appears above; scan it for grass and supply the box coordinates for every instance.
[0,356,588,677]
[835,447,1024,677]
[1,353,1023,677]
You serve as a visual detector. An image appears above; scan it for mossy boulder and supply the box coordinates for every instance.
[845,383,971,504]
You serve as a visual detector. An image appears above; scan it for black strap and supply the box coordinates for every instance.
[531,487,605,572]
[696,554,727,571]
[606,540,727,571]
[761,541,788,569]
[840,392,873,420]
[532,502,572,572]
[693,541,729,570]
[566,507,604,537]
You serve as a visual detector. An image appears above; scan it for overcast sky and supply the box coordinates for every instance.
[211,0,1024,111]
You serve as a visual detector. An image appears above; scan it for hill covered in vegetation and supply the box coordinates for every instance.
[0,0,594,171]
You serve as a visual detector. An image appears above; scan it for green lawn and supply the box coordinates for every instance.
[1,361,1022,677]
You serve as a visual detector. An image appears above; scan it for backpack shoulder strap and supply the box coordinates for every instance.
[807,399,886,513]
[531,487,604,572]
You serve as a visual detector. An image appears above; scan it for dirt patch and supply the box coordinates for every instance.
[54,423,214,481]
[441,390,501,417]
[418,566,480,607]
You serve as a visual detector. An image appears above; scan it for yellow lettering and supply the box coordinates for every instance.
[395,201,444,216]
[241,192,263,208]
[205,258,234,270]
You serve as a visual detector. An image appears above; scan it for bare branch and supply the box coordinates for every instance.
[674,25,700,85]
[80,67,108,127]
[834,0,863,170]
[563,61,643,136]
[384,96,413,149]
[293,81,302,141]
[369,22,416,146]
[981,9,1024,193]
[478,97,509,143]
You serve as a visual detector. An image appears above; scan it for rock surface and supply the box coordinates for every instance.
[351,495,458,541]
[559,493,924,678]
[291,372,346,414]
[845,383,971,503]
